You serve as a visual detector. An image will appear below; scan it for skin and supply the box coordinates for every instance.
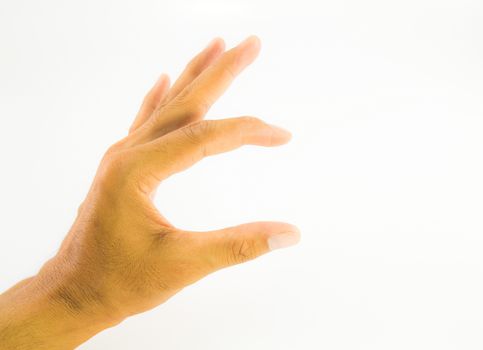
[0,35,300,349]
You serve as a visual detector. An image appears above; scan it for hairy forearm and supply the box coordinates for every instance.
[0,268,121,349]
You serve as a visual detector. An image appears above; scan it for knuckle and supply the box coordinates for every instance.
[186,56,203,76]
[180,121,213,145]
[105,142,121,154]
[238,115,262,127]
[234,116,263,141]
[97,151,133,189]
[228,239,257,265]
[165,93,184,109]
[102,152,124,174]
[188,96,211,118]
[180,123,202,145]
[222,63,237,79]
[169,92,210,121]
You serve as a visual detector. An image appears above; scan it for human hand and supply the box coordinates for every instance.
[0,35,300,349]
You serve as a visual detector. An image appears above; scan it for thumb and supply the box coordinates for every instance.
[189,222,300,272]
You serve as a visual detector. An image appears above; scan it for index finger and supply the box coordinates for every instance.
[135,116,291,192]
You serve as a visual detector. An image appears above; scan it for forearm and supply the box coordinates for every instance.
[0,270,120,349]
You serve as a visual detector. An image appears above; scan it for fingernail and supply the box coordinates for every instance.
[268,231,301,251]
[268,123,292,144]
[268,123,291,136]
[238,35,261,52]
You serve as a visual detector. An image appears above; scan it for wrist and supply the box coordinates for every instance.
[0,263,123,349]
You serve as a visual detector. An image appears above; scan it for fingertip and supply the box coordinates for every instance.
[206,37,225,54]
[267,225,301,251]
[251,35,262,58]
[163,73,171,88]
[267,123,293,145]
[214,36,226,51]
[237,35,262,63]
[153,74,171,108]
[249,34,261,50]
[155,73,171,97]
[200,38,225,69]
[248,221,300,251]
[243,34,261,50]
[155,73,170,88]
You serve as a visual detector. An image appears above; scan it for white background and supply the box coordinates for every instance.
[1,0,483,349]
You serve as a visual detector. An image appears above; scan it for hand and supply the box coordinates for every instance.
[0,35,300,349]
